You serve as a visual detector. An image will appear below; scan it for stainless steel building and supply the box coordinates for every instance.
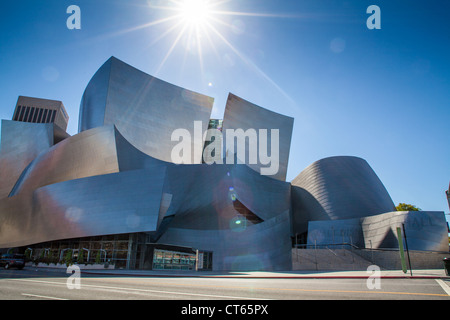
[0,57,447,271]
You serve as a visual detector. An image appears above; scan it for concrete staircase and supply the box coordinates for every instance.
[292,248,449,271]
[292,248,374,271]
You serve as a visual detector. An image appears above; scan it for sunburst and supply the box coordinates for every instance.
[178,0,213,26]
[98,0,299,104]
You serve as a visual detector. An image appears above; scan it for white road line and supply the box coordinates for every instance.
[6,278,270,300]
[435,280,450,296]
[22,293,68,300]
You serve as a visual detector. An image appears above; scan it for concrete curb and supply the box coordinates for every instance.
[28,266,449,280]
[79,270,450,280]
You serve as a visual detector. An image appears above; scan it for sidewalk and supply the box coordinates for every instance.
[77,268,450,279]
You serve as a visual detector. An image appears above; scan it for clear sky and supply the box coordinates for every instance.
[0,0,449,222]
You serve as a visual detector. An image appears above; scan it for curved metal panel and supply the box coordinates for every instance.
[162,162,291,231]
[361,211,448,251]
[0,169,166,248]
[446,183,449,210]
[221,93,294,181]
[79,56,214,164]
[158,211,292,271]
[0,120,53,198]
[291,156,395,234]
[0,195,31,248]
[78,58,111,132]
[111,128,292,231]
[9,125,120,197]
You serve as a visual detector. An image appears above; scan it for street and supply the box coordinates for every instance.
[0,268,449,301]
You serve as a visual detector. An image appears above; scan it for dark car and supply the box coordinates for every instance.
[0,254,25,270]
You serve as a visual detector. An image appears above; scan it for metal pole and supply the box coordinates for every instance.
[396,227,407,274]
[314,239,318,271]
[402,223,413,277]
[195,249,199,271]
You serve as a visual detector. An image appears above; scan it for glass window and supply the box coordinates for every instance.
[23,106,30,122]
[114,251,128,260]
[18,106,26,121]
[13,106,21,121]
[27,107,35,122]
[115,241,128,251]
[46,109,53,123]
[42,109,48,123]
[103,242,114,251]
[37,108,43,122]
[32,107,39,122]
[163,251,172,265]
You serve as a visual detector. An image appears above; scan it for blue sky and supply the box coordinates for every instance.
[0,0,449,221]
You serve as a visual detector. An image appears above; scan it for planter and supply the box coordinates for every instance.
[26,262,115,270]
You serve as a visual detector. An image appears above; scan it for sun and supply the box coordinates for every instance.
[178,0,212,26]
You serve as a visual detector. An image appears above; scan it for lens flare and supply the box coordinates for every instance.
[179,0,211,25]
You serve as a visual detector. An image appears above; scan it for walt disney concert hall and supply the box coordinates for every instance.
[0,57,448,271]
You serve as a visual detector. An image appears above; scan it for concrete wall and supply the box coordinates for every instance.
[306,211,449,252]
[292,248,449,271]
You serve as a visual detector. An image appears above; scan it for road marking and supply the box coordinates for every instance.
[22,293,68,300]
[4,278,449,299]
[101,278,450,298]
[435,280,450,296]
[5,279,269,300]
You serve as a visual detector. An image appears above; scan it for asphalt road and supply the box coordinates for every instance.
[0,268,449,302]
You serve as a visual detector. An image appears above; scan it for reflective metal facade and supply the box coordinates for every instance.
[446,183,449,210]
[0,120,70,199]
[158,211,292,271]
[291,156,396,235]
[221,93,294,182]
[0,119,293,269]
[79,56,214,164]
[307,211,449,252]
[0,57,447,271]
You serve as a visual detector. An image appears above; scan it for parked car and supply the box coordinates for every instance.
[0,254,25,270]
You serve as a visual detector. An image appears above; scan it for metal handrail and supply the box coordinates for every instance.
[293,243,449,254]
[293,243,360,250]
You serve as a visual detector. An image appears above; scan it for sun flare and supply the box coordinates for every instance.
[178,0,212,26]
